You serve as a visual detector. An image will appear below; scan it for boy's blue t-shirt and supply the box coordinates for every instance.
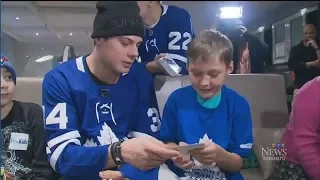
[160,85,253,180]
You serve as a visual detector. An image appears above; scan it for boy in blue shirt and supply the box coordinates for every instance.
[160,29,253,180]
[99,30,253,180]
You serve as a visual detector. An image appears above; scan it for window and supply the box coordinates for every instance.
[274,23,286,44]
[290,16,303,47]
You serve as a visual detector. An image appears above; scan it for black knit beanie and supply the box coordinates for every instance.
[91,1,145,39]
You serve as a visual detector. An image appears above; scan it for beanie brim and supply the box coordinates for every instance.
[1,63,17,84]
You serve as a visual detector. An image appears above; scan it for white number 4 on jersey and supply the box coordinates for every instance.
[43,103,68,129]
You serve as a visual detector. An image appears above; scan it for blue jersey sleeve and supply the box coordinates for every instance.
[227,95,253,157]
[159,92,178,143]
[43,73,109,177]
[127,72,161,139]
[167,8,195,75]
[119,164,160,180]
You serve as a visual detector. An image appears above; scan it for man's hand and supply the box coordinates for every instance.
[99,170,124,180]
[189,141,224,166]
[314,59,320,68]
[307,59,320,69]
[171,142,194,170]
[120,137,180,170]
[307,40,319,50]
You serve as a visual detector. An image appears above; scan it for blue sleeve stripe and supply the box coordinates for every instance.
[168,53,187,63]
[50,139,81,171]
[47,130,81,148]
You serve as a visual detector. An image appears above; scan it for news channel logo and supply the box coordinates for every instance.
[261,143,287,161]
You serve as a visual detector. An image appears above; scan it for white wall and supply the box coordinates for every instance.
[1,33,92,77]
[21,43,91,77]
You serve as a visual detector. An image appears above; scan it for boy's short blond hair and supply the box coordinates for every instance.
[187,29,233,65]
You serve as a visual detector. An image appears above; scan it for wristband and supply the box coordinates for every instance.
[110,140,125,165]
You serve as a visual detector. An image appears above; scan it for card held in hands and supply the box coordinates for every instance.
[157,55,181,77]
[170,143,205,153]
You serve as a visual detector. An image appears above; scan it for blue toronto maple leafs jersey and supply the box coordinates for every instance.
[138,4,195,75]
[160,85,253,180]
[42,56,161,180]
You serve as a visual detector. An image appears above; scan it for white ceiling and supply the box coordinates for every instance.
[1,1,288,47]
[1,1,96,46]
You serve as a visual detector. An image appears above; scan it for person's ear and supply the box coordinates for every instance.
[226,61,234,74]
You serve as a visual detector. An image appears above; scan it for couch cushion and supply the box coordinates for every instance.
[14,77,43,105]
[155,76,183,116]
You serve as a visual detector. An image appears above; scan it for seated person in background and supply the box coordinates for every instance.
[217,19,269,74]
[127,1,196,150]
[288,24,320,96]
[160,29,253,180]
[276,76,320,180]
[135,1,195,75]
[0,56,53,180]
[42,1,179,180]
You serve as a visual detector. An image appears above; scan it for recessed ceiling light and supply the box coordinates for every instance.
[35,33,39,36]
[69,33,73,36]
[15,17,20,20]
[26,55,29,58]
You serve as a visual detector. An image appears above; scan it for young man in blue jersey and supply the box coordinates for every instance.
[42,1,179,180]
[136,1,195,75]
[160,29,253,180]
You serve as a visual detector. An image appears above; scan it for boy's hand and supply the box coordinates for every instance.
[171,142,194,170]
[189,141,224,166]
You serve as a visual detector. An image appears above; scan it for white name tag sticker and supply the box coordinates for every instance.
[9,132,29,151]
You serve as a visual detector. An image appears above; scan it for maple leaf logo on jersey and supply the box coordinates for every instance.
[83,138,98,147]
[97,122,119,145]
[184,134,226,180]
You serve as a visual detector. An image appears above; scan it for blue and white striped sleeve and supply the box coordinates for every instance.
[42,73,109,177]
